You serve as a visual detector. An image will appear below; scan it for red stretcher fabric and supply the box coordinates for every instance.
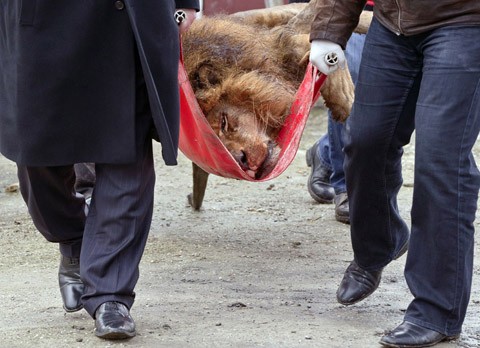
[178,60,326,182]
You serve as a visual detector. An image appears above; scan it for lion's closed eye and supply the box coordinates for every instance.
[220,112,228,133]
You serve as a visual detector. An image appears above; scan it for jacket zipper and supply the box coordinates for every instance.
[394,0,403,35]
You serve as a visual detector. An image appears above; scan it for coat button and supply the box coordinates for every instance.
[115,1,125,10]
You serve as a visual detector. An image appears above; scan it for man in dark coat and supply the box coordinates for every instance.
[0,0,199,340]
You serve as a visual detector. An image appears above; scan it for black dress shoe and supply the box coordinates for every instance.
[306,141,335,204]
[336,260,382,305]
[380,321,459,347]
[58,256,84,312]
[336,238,409,305]
[95,301,136,339]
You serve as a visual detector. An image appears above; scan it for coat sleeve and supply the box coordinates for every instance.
[175,0,200,11]
[309,0,366,49]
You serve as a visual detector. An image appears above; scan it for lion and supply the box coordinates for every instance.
[181,2,372,209]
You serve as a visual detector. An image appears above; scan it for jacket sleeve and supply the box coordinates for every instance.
[175,0,200,11]
[310,0,366,49]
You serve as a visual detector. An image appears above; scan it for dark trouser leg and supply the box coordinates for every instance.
[80,60,156,317]
[16,165,85,258]
[403,25,480,336]
[17,164,86,312]
[74,163,96,208]
[80,136,155,317]
[344,18,417,271]
[328,32,365,195]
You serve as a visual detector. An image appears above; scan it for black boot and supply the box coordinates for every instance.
[334,192,350,224]
[306,141,334,203]
[58,256,84,312]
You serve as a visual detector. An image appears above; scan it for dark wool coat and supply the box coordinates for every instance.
[0,0,199,166]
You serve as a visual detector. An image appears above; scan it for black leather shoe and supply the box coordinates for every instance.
[380,321,459,347]
[334,192,349,224]
[336,239,409,305]
[306,141,335,203]
[95,302,136,339]
[58,256,84,312]
[336,260,382,305]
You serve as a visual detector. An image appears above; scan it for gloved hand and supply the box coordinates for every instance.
[175,9,197,34]
[309,40,346,75]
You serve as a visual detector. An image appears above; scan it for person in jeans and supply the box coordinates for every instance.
[309,0,480,347]
[305,1,374,225]
[306,31,367,224]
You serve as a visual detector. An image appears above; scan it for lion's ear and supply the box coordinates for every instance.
[192,63,223,90]
[195,87,222,114]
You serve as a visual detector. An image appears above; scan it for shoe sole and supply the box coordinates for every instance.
[379,333,459,348]
[335,213,350,225]
[95,329,136,340]
[306,147,334,204]
[63,304,84,313]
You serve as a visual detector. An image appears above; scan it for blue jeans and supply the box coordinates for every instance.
[318,32,365,194]
[345,18,480,335]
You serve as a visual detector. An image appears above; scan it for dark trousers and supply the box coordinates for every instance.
[344,18,480,335]
[17,67,156,317]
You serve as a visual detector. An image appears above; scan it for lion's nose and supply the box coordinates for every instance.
[234,150,251,171]
[239,143,269,171]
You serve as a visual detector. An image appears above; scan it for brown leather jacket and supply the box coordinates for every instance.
[310,0,480,48]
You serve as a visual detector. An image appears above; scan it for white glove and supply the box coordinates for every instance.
[309,40,346,75]
[175,9,197,34]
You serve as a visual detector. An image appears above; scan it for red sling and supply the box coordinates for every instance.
[178,59,326,181]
